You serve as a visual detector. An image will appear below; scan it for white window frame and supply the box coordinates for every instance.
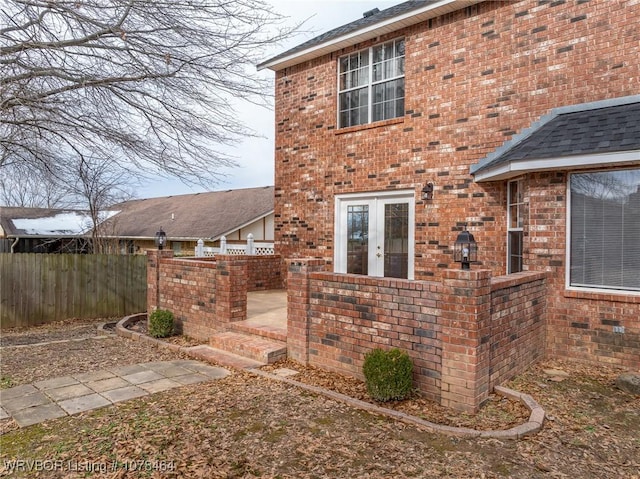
[565,169,640,296]
[337,37,405,128]
[507,179,524,274]
[334,190,415,279]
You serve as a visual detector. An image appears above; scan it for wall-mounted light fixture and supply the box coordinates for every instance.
[421,182,434,200]
[453,224,477,270]
[155,228,167,250]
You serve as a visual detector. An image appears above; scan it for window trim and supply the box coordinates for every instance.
[565,168,640,296]
[507,179,524,274]
[336,37,405,129]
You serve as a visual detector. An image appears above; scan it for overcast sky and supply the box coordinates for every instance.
[137,0,399,199]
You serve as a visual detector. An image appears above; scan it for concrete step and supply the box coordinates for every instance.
[209,331,287,364]
[228,319,287,342]
[184,345,265,369]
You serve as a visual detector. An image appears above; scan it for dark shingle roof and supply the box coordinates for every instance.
[261,1,431,67]
[471,96,640,178]
[105,186,274,240]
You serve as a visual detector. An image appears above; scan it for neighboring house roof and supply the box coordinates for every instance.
[106,186,274,241]
[0,207,116,238]
[471,96,640,182]
[258,0,484,71]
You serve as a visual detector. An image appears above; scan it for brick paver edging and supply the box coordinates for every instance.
[115,313,544,439]
[250,369,544,439]
[115,313,184,353]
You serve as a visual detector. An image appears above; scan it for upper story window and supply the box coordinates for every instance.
[569,169,640,293]
[338,38,405,128]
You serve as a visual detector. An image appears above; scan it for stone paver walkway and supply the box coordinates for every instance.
[0,360,229,427]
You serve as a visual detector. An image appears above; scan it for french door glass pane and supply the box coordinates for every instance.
[347,205,369,275]
[384,203,408,278]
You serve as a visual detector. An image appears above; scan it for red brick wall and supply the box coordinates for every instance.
[245,255,283,290]
[274,0,639,277]
[305,271,443,403]
[147,252,283,341]
[288,263,548,412]
[273,0,640,366]
[525,172,640,369]
[151,253,219,340]
[489,272,547,389]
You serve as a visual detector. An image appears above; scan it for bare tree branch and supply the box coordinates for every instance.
[1,0,296,188]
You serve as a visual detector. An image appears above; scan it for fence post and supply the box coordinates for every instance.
[195,239,204,258]
[246,233,255,255]
[220,236,227,254]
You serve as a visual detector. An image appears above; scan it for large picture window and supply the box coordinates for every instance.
[338,38,405,128]
[569,169,640,292]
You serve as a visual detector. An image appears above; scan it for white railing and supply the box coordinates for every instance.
[194,234,275,258]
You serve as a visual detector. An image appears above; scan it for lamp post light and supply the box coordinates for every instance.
[155,228,167,250]
[454,224,478,270]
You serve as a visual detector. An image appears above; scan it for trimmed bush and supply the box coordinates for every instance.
[148,309,174,338]
[363,348,413,402]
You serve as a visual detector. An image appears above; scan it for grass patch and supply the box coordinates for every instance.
[0,376,13,389]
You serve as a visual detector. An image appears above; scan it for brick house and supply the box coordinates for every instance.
[259,0,639,375]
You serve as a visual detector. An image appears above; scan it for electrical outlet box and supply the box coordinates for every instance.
[613,326,625,334]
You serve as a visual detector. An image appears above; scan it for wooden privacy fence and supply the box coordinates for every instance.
[0,254,147,329]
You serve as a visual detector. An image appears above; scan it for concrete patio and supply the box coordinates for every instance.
[0,361,229,427]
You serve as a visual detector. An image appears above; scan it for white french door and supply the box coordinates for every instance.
[335,191,414,279]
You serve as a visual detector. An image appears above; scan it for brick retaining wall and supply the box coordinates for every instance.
[147,251,282,341]
[287,259,548,412]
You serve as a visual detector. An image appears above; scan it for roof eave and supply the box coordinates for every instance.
[473,150,640,183]
[258,0,484,71]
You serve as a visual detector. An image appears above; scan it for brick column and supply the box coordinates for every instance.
[287,258,326,364]
[146,249,174,312]
[215,255,249,324]
[439,268,492,413]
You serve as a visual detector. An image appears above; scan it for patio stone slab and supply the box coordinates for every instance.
[143,364,193,378]
[138,378,181,394]
[73,370,116,383]
[0,384,38,402]
[46,384,94,402]
[58,394,112,415]
[171,373,210,385]
[2,360,231,427]
[2,392,51,413]
[121,370,164,385]
[11,403,67,427]
[108,364,149,376]
[86,377,130,393]
[100,386,146,403]
[33,376,79,391]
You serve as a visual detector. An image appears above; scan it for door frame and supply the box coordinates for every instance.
[334,189,415,279]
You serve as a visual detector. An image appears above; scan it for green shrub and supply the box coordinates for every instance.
[363,348,413,402]
[148,309,174,338]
